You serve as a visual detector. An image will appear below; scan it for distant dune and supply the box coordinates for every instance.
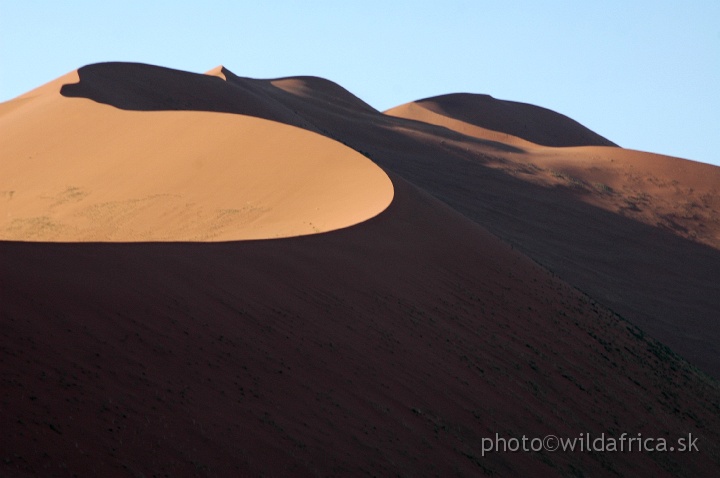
[2,62,720,477]
[387,93,618,147]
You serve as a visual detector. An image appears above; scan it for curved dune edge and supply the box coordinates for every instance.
[0,95,394,242]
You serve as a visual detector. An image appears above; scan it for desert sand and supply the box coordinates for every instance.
[388,95,720,249]
[0,74,392,241]
[388,95,720,377]
[391,93,618,147]
[1,62,720,477]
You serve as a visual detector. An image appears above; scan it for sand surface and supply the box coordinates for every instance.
[387,95,720,376]
[0,74,392,241]
[2,62,720,477]
[3,175,719,477]
[387,93,617,147]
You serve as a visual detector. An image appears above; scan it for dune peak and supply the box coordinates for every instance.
[204,65,225,77]
[204,65,233,80]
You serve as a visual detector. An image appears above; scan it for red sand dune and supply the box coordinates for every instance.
[0,71,392,241]
[387,93,618,148]
[2,62,720,477]
[386,96,720,377]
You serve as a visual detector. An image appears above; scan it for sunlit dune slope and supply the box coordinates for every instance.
[385,100,539,150]
[516,146,720,246]
[0,74,393,242]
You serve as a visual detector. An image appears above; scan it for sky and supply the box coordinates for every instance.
[1,1,719,166]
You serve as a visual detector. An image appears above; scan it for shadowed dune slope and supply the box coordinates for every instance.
[387,93,618,147]
[202,69,719,378]
[58,62,379,133]
[192,63,720,378]
[2,175,720,477]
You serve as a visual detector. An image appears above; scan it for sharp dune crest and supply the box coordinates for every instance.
[204,64,227,79]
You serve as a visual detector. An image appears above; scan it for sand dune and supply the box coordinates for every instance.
[207,65,378,114]
[385,92,720,376]
[0,70,393,241]
[3,175,719,477]
[2,63,720,477]
[387,93,618,147]
[385,100,539,150]
[393,97,720,248]
[519,146,720,247]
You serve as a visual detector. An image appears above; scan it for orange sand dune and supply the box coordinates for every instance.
[209,65,379,115]
[387,93,618,147]
[3,175,720,477]
[17,62,717,377]
[520,146,720,247]
[0,76,393,241]
[2,63,720,477]
[381,96,720,378]
[388,97,720,249]
[385,100,539,150]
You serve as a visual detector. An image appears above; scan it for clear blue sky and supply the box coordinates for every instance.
[2,1,719,165]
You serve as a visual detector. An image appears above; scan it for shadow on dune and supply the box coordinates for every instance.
[59,62,526,155]
[3,175,720,476]
[58,62,720,378]
[374,145,720,378]
[413,93,619,147]
[60,62,318,130]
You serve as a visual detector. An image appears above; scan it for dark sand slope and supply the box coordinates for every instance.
[2,62,720,476]
[125,59,720,378]
[3,176,720,477]
[385,99,720,378]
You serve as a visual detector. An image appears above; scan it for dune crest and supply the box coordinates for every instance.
[388,93,618,147]
[204,64,227,79]
[0,76,394,242]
